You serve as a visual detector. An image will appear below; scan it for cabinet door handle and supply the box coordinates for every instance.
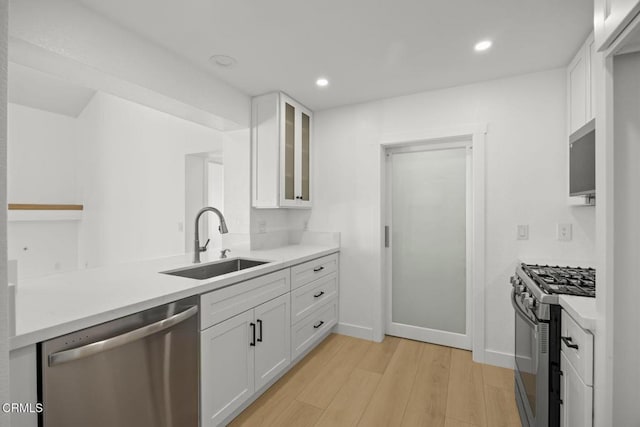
[313,321,324,329]
[313,266,324,272]
[313,291,325,298]
[250,322,256,346]
[561,336,579,350]
[257,319,263,342]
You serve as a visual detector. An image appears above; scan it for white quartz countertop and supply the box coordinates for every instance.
[559,295,597,332]
[10,244,339,350]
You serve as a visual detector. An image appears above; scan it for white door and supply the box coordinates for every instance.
[201,310,255,427]
[386,142,472,350]
[254,294,291,390]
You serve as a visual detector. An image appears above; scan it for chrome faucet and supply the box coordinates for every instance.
[194,207,229,263]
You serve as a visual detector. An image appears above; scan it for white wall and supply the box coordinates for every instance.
[308,68,596,363]
[0,0,9,423]
[7,103,81,279]
[77,92,224,268]
[611,51,640,427]
[7,103,78,203]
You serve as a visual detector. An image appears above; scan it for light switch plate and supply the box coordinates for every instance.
[517,225,529,240]
[557,223,572,241]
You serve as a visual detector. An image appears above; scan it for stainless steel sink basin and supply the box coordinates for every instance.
[161,258,270,280]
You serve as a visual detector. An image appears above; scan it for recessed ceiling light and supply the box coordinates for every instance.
[209,54,237,67]
[474,40,492,52]
[316,77,329,87]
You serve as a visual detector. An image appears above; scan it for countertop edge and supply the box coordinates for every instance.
[558,295,597,332]
[10,246,340,351]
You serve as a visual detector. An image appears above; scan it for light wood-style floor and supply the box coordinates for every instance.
[229,334,522,427]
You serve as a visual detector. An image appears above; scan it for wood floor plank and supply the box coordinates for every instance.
[481,364,514,391]
[357,335,401,374]
[484,384,521,427]
[232,335,522,427]
[400,343,452,427]
[297,337,372,409]
[314,368,382,427]
[229,334,349,426]
[445,349,487,427]
[356,339,424,427]
[268,400,323,427]
[444,418,478,427]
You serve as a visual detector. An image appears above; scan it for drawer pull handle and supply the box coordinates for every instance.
[313,266,324,272]
[257,319,263,342]
[313,321,324,329]
[561,336,579,350]
[313,291,325,298]
[250,323,256,346]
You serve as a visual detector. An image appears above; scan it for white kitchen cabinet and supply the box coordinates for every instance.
[254,294,291,390]
[201,293,291,426]
[201,310,255,426]
[560,352,593,427]
[10,345,39,427]
[560,310,594,427]
[252,92,313,209]
[595,0,640,50]
[567,33,596,136]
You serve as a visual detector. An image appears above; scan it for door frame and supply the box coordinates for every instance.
[377,125,487,362]
[385,140,473,350]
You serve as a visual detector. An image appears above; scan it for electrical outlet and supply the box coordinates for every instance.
[557,223,572,241]
[517,225,529,240]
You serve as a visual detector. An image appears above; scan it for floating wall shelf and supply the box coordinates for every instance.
[7,204,84,222]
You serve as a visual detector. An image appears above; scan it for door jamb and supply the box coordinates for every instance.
[377,125,487,363]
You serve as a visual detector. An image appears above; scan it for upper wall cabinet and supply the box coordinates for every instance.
[252,92,313,209]
[568,33,596,136]
[595,0,640,50]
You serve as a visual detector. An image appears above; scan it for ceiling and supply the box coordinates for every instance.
[77,0,593,111]
[8,62,96,117]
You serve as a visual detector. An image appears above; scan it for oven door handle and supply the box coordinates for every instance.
[511,289,538,331]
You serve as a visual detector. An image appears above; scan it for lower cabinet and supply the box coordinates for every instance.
[291,299,338,359]
[559,309,594,427]
[200,252,339,426]
[560,351,593,427]
[201,293,290,426]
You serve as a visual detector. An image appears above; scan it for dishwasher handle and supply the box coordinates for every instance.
[48,305,198,367]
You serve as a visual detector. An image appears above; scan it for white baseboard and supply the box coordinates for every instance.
[336,322,374,341]
[482,349,514,369]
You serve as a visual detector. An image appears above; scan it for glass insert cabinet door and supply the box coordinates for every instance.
[280,94,312,207]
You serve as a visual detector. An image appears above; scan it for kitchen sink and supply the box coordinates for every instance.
[161,258,270,280]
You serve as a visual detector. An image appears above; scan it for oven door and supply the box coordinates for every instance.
[512,289,549,427]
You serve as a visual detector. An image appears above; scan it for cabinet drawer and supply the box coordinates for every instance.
[561,310,594,386]
[291,298,337,360]
[201,269,290,330]
[291,253,338,290]
[291,273,338,324]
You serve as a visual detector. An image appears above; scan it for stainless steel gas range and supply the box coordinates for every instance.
[510,263,595,427]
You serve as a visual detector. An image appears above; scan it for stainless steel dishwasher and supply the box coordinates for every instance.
[40,296,199,427]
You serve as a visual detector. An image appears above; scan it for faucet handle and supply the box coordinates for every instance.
[199,238,210,252]
[220,249,231,259]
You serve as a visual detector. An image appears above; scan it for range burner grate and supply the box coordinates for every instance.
[521,264,596,297]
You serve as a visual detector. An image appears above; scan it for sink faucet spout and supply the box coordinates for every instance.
[194,207,228,263]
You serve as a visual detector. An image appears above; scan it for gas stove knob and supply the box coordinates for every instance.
[524,297,535,309]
